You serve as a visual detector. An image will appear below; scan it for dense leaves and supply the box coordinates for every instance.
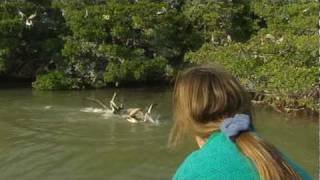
[185,0,318,111]
[54,0,201,87]
[32,71,75,90]
[0,0,66,77]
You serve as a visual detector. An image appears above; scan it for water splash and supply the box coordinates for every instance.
[80,107,106,113]
[101,111,115,119]
[43,106,52,110]
[80,107,115,119]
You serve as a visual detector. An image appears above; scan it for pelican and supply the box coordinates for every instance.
[143,104,158,124]
[118,58,124,64]
[227,35,232,42]
[125,108,145,123]
[18,10,25,20]
[302,8,310,13]
[276,37,284,44]
[211,34,215,43]
[26,12,36,27]
[265,34,275,41]
[109,92,123,114]
[26,19,33,27]
[125,104,158,124]
[61,9,65,17]
[156,7,167,15]
[86,93,159,124]
[84,9,88,18]
[86,93,122,113]
[18,10,37,27]
[102,14,110,20]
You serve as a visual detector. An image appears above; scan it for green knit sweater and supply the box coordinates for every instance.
[173,132,311,180]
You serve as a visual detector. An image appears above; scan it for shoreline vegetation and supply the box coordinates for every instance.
[1,78,319,117]
[0,0,318,114]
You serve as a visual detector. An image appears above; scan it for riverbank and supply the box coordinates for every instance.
[1,77,318,118]
[249,89,319,117]
[0,76,33,89]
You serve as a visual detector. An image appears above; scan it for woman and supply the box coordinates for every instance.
[169,65,311,180]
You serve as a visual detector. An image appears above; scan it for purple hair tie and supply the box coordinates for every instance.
[220,114,251,140]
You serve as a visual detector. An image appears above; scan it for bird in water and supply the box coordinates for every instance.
[125,104,158,124]
[86,92,159,124]
[143,103,158,124]
[109,92,123,114]
[108,93,158,124]
[125,108,145,123]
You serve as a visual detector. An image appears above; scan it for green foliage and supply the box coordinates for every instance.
[57,0,201,87]
[0,0,66,77]
[32,71,76,90]
[104,57,168,84]
[250,0,318,35]
[186,32,317,94]
[0,48,9,73]
[183,0,255,44]
[257,58,317,95]
[185,0,318,110]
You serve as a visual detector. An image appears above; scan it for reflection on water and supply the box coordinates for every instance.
[0,88,318,180]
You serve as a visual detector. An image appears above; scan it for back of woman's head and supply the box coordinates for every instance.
[169,65,300,180]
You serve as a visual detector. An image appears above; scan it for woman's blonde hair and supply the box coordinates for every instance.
[169,65,300,180]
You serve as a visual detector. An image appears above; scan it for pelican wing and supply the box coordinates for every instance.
[18,10,25,18]
[25,20,33,26]
[127,117,139,123]
[86,97,109,109]
[144,113,156,124]
[111,92,117,102]
[28,13,37,20]
[128,108,142,117]
[84,9,88,18]
[147,104,153,114]
[110,101,119,110]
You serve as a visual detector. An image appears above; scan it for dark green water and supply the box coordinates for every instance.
[0,88,318,180]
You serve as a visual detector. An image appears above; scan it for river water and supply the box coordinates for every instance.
[0,88,318,179]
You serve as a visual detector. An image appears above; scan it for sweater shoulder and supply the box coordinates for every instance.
[173,133,259,180]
